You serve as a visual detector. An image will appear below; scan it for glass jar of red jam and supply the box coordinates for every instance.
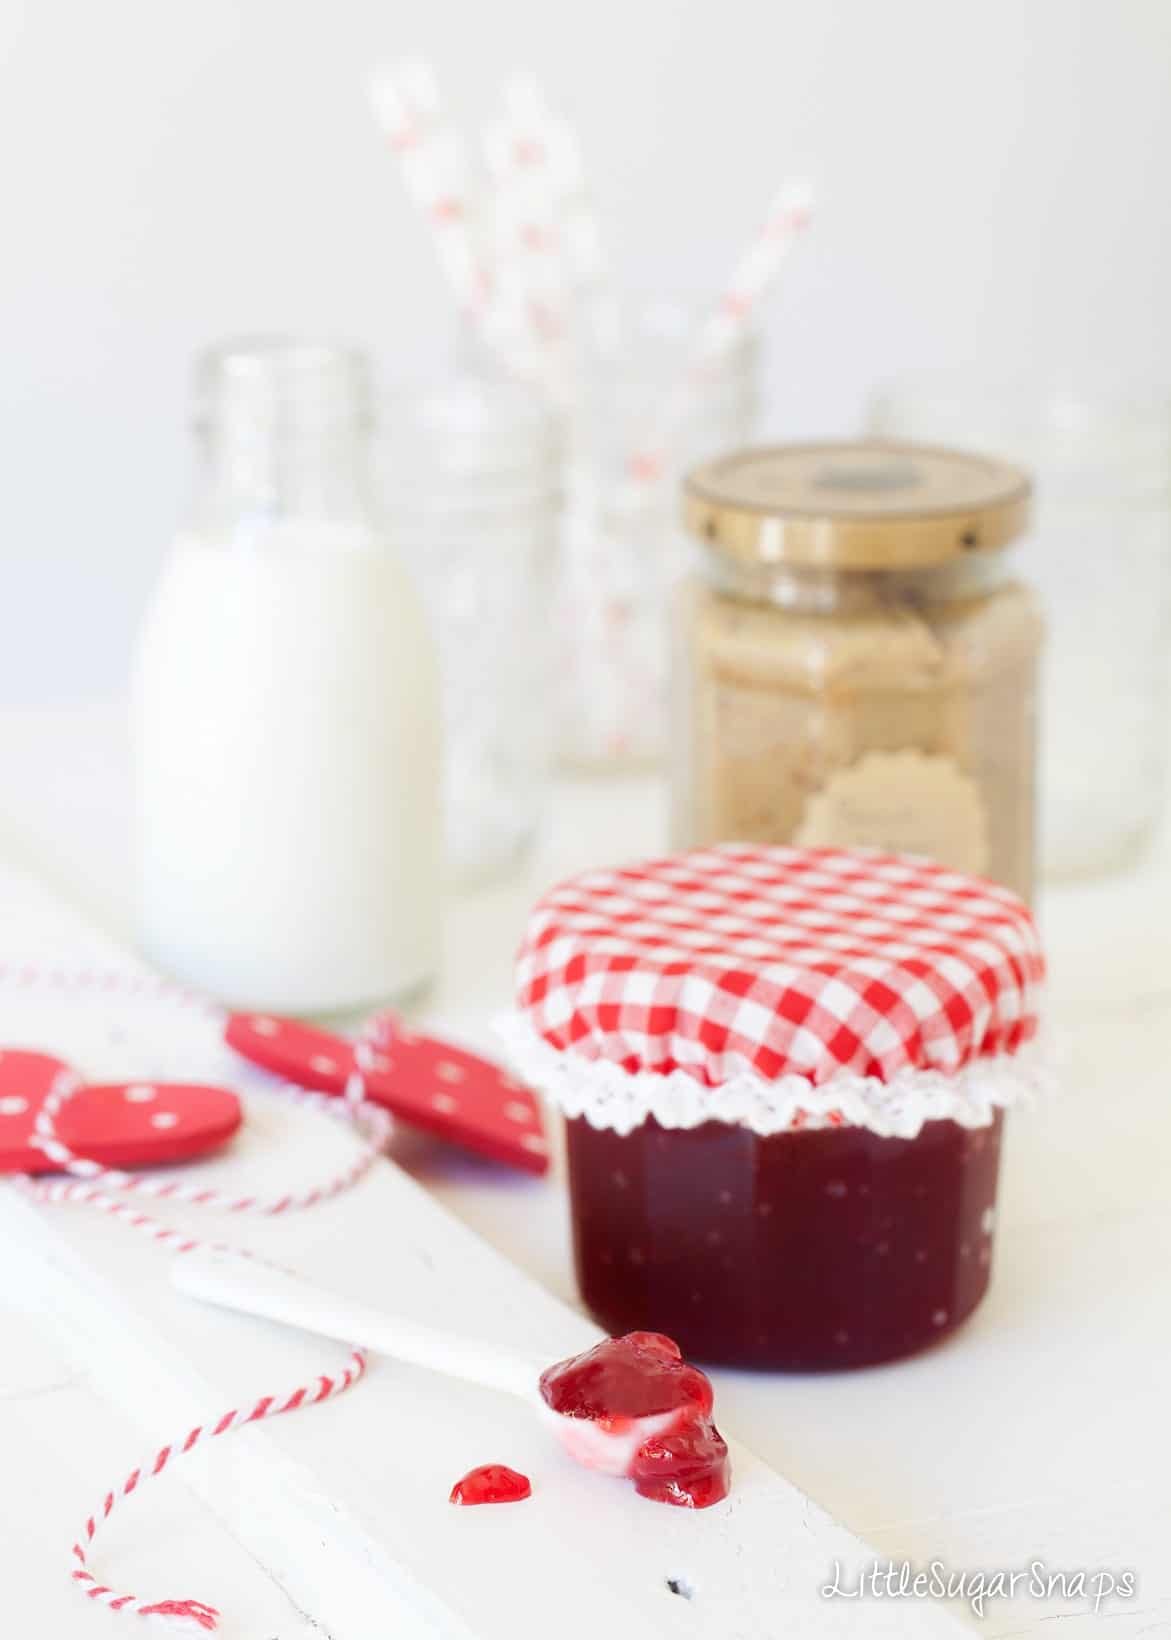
[508,842,1044,1371]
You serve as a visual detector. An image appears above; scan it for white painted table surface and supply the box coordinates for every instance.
[1,701,1170,1638]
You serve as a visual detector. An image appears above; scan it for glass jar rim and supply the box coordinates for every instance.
[869,373,1171,500]
[684,439,1031,571]
[194,336,371,433]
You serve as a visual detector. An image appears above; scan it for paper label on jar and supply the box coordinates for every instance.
[794,750,990,877]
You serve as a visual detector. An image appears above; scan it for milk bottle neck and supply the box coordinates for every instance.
[190,339,378,536]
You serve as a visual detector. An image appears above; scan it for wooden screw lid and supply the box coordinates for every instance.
[683,440,1032,570]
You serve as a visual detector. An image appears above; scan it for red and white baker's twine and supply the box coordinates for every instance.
[6,970,393,1632]
[68,1346,367,1632]
[27,1057,390,1219]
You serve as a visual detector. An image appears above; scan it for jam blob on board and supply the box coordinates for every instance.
[449,1464,532,1506]
[539,1331,729,1509]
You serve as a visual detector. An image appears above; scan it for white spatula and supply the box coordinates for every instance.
[172,1250,689,1482]
[173,1248,552,1402]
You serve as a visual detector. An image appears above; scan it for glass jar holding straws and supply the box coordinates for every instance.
[382,379,560,884]
[558,310,760,770]
[369,60,814,774]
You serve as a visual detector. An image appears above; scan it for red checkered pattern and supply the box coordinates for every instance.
[515,844,1044,1086]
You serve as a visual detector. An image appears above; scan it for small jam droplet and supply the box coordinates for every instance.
[449,1464,532,1506]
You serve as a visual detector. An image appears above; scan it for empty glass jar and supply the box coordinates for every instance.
[557,309,759,769]
[869,380,1171,878]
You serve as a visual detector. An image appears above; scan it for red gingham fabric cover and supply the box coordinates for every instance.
[514,844,1044,1086]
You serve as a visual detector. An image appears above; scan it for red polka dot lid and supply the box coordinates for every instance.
[0,1050,242,1174]
[511,845,1044,1131]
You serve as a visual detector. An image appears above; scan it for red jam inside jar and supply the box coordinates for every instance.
[566,1111,1003,1370]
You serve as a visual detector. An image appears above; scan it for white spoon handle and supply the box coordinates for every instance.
[171,1249,546,1404]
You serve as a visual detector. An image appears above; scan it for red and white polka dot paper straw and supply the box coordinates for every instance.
[481,75,581,405]
[504,77,619,376]
[616,179,814,509]
[369,59,494,327]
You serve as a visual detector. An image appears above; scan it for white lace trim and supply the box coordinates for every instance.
[496,1015,1050,1140]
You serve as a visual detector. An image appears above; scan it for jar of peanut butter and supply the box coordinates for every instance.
[675,441,1041,900]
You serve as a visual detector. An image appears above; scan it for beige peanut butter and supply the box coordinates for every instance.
[675,443,1041,900]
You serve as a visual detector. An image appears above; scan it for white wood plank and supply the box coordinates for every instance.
[3,1153,970,1639]
[0,860,968,1637]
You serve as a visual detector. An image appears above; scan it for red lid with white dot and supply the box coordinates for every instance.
[506,844,1046,1138]
[224,1012,548,1174]
[0,1049,242,1174]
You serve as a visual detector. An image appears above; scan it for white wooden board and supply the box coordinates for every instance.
[0,1291,330,1639]
[0,864,968,1639]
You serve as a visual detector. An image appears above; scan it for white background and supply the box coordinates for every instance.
[2,0,1170,699]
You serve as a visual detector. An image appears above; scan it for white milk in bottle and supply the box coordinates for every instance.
[134,340,441,1012]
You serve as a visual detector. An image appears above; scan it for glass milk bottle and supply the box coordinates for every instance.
[134,340,441,1013]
